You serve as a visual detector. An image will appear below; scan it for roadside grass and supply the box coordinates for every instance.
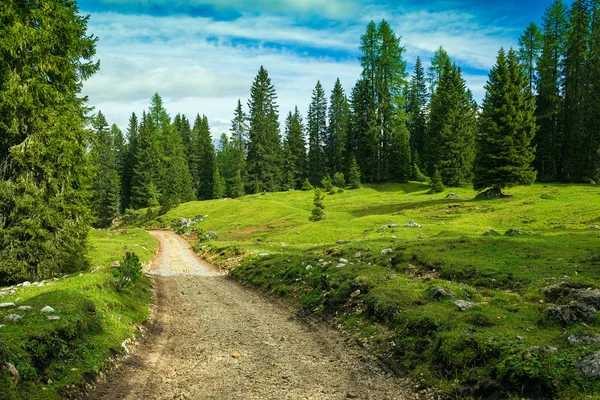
[0,228,158,400]
[151,182,600,399]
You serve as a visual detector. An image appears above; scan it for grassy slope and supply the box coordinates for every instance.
[0,228,158,400]
[156,182,600,399]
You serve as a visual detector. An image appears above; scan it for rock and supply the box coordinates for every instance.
[578,352,600,379]
[483,230,501,236]
[574,288,600,307]
[305,265,313,271]
[0,325,5,329]
[542,283,575,302]
[337,240,346,244]
[377,226,389,232]
[404,220,422,228]
[40,306,55,314]
[48,316,60,321]
[475,188,503,200]
[453,300,477,311]
[446,193,459,199]
[336,263,346,268]
[350,290,361,298]
[258,253,269,258]
[205,231,219,240]
[381,248,394,255]
[505,228,524,236]
[0,292,6,298]
[354,252,362,258]
[429,287,454,300]
[545,301,597,325]
[339,258,348,264]
[231,352,241,359]
[22,281,31,287]
[590,225,599,230]
[568,332,600,346]
[4,363,19,386]
[388,224,399,228]
[4,314,22,323]
[0,302,15,309]
[525,346,558,354]
[16,306,32,312]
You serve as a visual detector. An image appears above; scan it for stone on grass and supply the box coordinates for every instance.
[0,325,5,329]
[336,263,346,268]
[568,333,600,346]
[404,220,421,228]
[354,252,362,258]
[22,281,31,287]
[0,302,15,309]
[4,314,22,323]
[305,265,313,271]
[350,290,361,298]
[545,301,597,325]
[590,225,599,230]
[430,287,454,300]
[574,288,600,307]
[388,224,399,228]
[381,248,394,255]
[16,306,32,312]
[453,300,477,311]
[578,352,600,379]
[40,306,55,314]
[483,230,501,237]
[4,362,19,386]
[446,193,459,199]
[505,229,524,236]
[48,316,60,321]
[525,346,558,354]
[339,258,348,264]
[258,253,269,258]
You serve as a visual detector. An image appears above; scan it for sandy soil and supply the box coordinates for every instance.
[89,230,410,400]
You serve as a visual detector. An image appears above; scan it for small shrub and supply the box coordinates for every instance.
[115,252,142,291]
[332,172,345,188]
[321,174,334,192]
[309,189,326,222]
[348,156,361,189]
[430,168,444,193]
[301,178,313,191]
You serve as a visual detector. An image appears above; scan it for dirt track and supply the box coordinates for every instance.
[90,230,410,400]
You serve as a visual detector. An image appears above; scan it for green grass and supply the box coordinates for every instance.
[154,182,600,399]
[0,228,158,400]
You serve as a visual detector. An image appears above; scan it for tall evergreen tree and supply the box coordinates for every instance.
[326,79,349,176]
[246,66,282,193]
[535,0,568,181]
[518,23,543,97]
[121,113,138,211]
[308,81,327,185]
[284,107,308,189]
[173,113,193,172]
[0,0,99,282]
[428,47,451,95]
[192,115,220,200]
[407,57,429,172]
[112,124,126,213]
[474,49,537,194]
[585,0,600,181]
[216,133,236,197]
[229,100,248,197]
[349,78,378,182]
[130,111,161,208]
[90,112,120,228]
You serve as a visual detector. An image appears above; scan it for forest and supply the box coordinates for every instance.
[1,0,599,286]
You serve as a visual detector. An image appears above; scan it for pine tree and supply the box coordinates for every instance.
[230,100,248,194]
[121,113,139,211]
[348,156,362,189]
[283,107,308,189]
[535,0,568,181]
[326,78,350,176]
[246,66,282,193]
[308,81,327,185]
[308,189,326,222]
[407,57,429,172]
[192,115,219,200]
[174,114,193,173]
[349,78,378,182]
[0,0,99,282]
[586,0,600,181]
[112,124,126,213]
[430,168,444,193]
[518,23,543,97]
[130,111,161,208]
[474,49,537,195]
[428,47,451,95]
[90,112,120,228]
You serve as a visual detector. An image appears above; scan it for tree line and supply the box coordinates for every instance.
[1,0,599,283]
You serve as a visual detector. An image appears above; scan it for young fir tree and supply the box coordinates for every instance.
[308,189,326,222]
[474,49,537,196]
[0,0,99,282]
[229,100,248,196]
[430,168,445,193]
[173,114,193,174]
[111,124,127,213]
[326,78,350,176]
[308,81,327,185]
[535,0,568,181]
[518,23,543,97]
[349,78,378,182]
[121,113,139,211]
[246,66,282,193]
[347,156,362,189]
[90,112,121,228]
[283,107,307,189]
[192,115,220,200]
[585,1,600,182]
[130,111,161,208]
[407,57,429,174]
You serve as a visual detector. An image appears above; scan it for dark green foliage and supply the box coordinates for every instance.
[321,174,334,192]
[474,49,537,192]
[308,81,327,185]
[115,252,142,291]
[428,46,451,95]
[301,178,314,191]
[407,57,429,171]
[130,111,161,209]
[90,112,120,228]
[283,107,307,189]
[348,156,361,189]
[229,100,248,195]
[192,114,219,200]
[586,1,600,181]
[332,172,345,188]
[518,23,543,97]
[120,113,139,211]
[0,0,98,283]
[246,66,282,193]
[326,78,350,176]
[309,189,325,222]
[430,168,444,193]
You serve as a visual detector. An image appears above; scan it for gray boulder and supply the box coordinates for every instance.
[574,288,600,307]
[47,316,60,321]
[483,230,501,236]
[545,301,597,325]
[430,287,454,300]
[505,228,524,236]
[454,300,477,311]
[590,225,599,230]
[381,248,394,255]
[568,333,600,346]
[40,306,55,314]
[339,258,348,264]
[16,306,32,312]
[354,252,362,258]
[578,352,600,379]
[0,302,15,309]
[446,193,459,199]
[4,314,21,323]
[525,346,558,354]
[404,220,422,228]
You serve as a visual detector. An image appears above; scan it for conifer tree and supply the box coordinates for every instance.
[308,81,327,185]
[585,0,600,181]
[428,47,451,95]
[90,112,120,228]
[407,57,429,172]
[283,107,307,189]
[309,189,326,222]
[349,78,378,182]
[518,23,543,97]
[121,113,139,211]
[326,78,350,176]
[230,100,248,195]
[474,49,537,195]
[0,0,99,282]
[130,112,161,208]
[192,115,219,200]
[246,66,282,193]
[535,0,568,181]
[348,156,362,189]
[430,168,444,193]
[112,124,127,213]
[174,114,193,172]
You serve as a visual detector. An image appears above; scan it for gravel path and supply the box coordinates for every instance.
[90,230,411,400]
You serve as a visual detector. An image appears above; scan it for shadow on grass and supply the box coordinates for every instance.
[349,198,476,217]
[364,182,430,194]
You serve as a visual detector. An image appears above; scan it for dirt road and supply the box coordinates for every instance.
[90,230,410,400]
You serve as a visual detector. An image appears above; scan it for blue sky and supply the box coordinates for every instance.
[79,0,570,136]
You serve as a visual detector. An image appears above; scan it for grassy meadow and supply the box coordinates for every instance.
[152,182,600,399]
[0,229,158,400]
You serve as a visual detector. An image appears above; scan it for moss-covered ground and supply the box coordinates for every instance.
[152,182,600,399]
[0,228,158,400]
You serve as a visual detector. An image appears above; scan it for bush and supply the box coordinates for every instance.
[321,174,334,192]
[301,178,313,191]
[332,172,345,188]
[115,252,142,291]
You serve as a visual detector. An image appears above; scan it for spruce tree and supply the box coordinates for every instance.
[283,107,308,189]
[428,47,451,95]
[348,156,362,189]
[349,78,378,182]
[130,111,161,208]
[0,0,99,282]
[586,0,600,181]
[309,189,326,222]
[229,100,248,195]
[474,49,537,195]
[326,78,350,176]
[246,66,282,193]
[535,0,568,181]
[518,23,543,97]
[407,57,429,172]
[308,81,327,185]
[174,114,193,173]
[192,115,219,200]
[121,113,139,211]
[430,168,444,193]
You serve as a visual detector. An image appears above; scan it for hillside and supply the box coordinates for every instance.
[152,182,600,399]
